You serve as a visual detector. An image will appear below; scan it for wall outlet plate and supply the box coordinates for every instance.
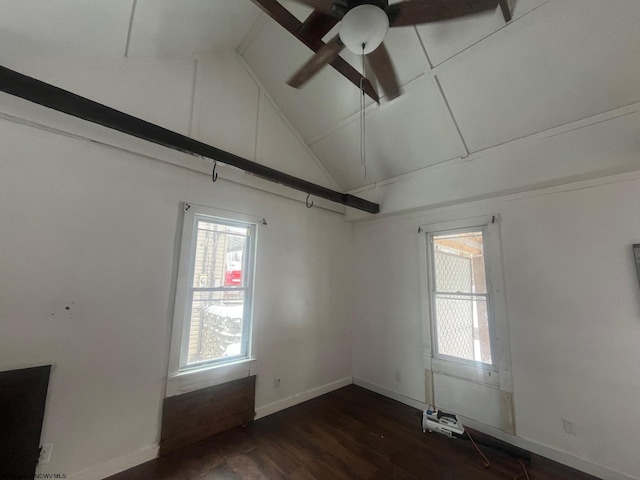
[38,443,53,465]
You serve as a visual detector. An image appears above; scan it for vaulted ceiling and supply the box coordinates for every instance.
[1,0,639,193]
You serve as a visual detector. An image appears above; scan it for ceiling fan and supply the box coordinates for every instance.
[252,0,512,102]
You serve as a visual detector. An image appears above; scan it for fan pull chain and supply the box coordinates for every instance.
[360,44,366,178]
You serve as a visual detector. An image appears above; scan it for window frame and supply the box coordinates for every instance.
[167,203,258,394]
[427,225,497,370]
[418,214,512,389]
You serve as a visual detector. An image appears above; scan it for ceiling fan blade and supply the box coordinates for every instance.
[367,42,402,100]
[387,0,499,27]
[250,0,379,102]
[300,10,340,43]
[288,35,345,88]
[287,0,338,17]
[498,0,513,22]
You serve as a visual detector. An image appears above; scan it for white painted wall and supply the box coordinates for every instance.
[352,172,640,479]
[0,55,352,479]
[3,26,640,480]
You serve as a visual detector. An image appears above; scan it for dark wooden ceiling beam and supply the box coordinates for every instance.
[250,0,379,103]
[0,65,379,214]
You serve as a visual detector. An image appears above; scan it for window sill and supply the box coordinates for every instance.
[166,358,257,397]
[432,357,499,387]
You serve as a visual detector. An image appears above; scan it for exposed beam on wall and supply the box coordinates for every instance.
[0,65,379,214]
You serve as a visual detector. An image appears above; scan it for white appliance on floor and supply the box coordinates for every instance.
[422,405,465,438]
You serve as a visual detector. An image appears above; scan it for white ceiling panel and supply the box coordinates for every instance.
[192,55,260,162]
[20,58,196,135]
[257,95,337,189]
[438,0,640,153]
[310,76,466,190]
[0,0,132,64]
[416,0,548,67]
[128,0,261,57]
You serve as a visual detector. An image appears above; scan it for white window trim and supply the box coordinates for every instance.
[418,215,513,394]
[166,203,259,396]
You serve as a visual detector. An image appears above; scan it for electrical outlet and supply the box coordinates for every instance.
[394,370,401,382]
[38,443,53,465]
[562,418,577,436]
[273,377,280,389]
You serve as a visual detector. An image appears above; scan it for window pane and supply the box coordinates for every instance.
[187,290,246,365]
[433,231,486,294]
[432,230,492,365]
[435,294,492,364]
[192,219,248,289]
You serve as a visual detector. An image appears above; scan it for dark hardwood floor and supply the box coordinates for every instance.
[107,385,598,480]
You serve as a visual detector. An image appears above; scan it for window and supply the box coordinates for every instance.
[419,215,514,433]
[429,228,494,367]
[170,204,257,377]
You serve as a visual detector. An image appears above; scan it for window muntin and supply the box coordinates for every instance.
[429,229,494,366]
[180,215,256,371]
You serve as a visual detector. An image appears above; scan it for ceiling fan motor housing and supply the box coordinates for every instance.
[339,3,389,54]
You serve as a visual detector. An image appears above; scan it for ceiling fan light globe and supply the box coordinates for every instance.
[339,4,389,55]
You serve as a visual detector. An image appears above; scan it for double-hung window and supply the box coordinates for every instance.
[169,203,257,386]
[429,228,494,367]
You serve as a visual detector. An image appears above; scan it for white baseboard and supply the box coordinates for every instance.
[353,378,636,480]
[353,377,428,411]
[255,376,353,420]
[61,378,350,479]
[65,445,159,480]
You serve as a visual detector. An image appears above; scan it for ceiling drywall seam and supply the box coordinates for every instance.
[347,169,640,230]
[344,99,640,194]
[412,25,434,70]
[237,13,269,57]
[236,55,343,191]
[306,91,383,147]
[438,86,640,161]
[427,0,555,72]
[124,0,138,58]
[410,19,469,159]
[305,71,463,149]
[433,75,469,157]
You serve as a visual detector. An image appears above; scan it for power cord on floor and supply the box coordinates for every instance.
[513,458,530,480]
[466,430,491,468]
[465,429,530,479]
